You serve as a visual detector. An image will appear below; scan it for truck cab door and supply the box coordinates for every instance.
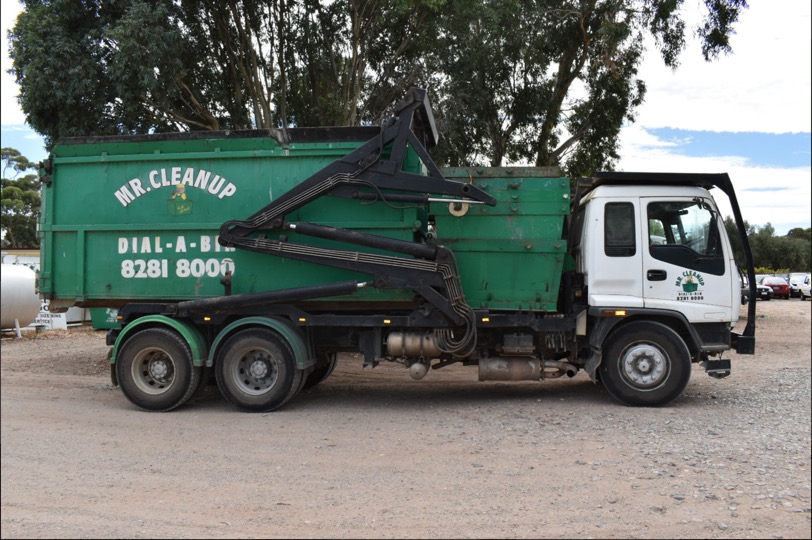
[582,199,644,308]
[641,197,733,320]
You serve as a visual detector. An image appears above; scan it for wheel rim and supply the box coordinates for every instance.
[130,347,176,395]
[619,342,669,390]
[230,347,279,396]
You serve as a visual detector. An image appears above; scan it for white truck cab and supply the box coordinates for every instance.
[577,184,738,323]
[568,172,756,406]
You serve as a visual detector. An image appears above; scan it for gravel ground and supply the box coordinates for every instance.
[1,299,810,539]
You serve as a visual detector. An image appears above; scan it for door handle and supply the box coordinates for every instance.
[647,269,667,281]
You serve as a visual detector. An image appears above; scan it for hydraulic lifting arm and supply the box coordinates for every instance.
[212,88,494,355]
[219,88,495,241]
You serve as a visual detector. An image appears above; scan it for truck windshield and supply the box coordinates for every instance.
[647,200,724,275]
[647,201,719,256]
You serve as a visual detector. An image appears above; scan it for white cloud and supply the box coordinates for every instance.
[724,164,811,234]
[618,125,812,235]
[1,0,25,125]
[629,0,812,134]
[617,0,812,235]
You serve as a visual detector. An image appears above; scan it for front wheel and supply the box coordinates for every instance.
[599,321,691,407]
[116,327,201,411]
[215,328,303,412]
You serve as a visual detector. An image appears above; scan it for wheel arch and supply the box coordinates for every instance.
[112,315,208,368]
[210,316,314,371]
[598,319,693,406]
[586,308,701,380]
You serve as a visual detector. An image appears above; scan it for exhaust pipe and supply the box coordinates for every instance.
[542,360,579,379]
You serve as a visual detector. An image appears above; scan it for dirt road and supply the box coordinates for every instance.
[1,300,810,538]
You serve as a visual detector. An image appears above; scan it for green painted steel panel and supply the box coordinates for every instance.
[40,130,424,308]
[434,167,570,311]
[90,307,120,330]
[40,134,571,315]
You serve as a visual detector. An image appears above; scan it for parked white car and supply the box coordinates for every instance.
[799,274,811,301]
[788,272,809,298]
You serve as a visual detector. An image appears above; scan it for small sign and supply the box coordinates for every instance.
[31,300,68,331]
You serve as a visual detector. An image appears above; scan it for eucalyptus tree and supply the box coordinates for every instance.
[9,0,746,176]
[9,0,434,146]
[10,0,292,140]
[1,148,40,249]
[428,0,748,173]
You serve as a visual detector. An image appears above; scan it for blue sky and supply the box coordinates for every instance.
[2,0,811,235]
[645,130,810,169]
[1,125,45,164]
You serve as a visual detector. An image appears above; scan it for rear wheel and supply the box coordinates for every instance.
[599,321,691,407]
[116,328,201,411]
[303,351,338,389]
[215,328,303,412]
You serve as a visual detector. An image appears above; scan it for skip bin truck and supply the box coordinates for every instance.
[38,88,757,412]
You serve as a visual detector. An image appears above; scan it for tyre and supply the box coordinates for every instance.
[599,321,691,407]
[303,351,338,389]
[801,291,807,301]
[190,365,219,402]
[215,328,303,412]
[116,327,202,412]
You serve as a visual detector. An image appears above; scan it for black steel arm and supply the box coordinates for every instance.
[216,89,481,354]
[218,88,495,241]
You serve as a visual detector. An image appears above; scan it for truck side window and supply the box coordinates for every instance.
[647,201,725,275]
[604,202,636,257]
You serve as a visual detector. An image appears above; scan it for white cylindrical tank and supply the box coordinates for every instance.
[1,264,41,329]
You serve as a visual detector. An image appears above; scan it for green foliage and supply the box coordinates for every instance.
[749,223,810,272]
[10,0,748,172]
[786,227,811,242]
[8,0,437,146]
[17,0,800,274]
[724,217,811,273]
[428,0,649,170]
[1,148,41,248]
[697,0,748,61]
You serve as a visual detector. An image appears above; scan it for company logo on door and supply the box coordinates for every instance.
[113,166,237,213]
[675,271,705,301]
